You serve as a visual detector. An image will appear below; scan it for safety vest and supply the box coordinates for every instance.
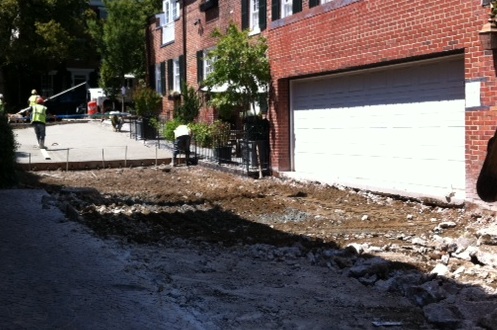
[28,95,38,107]
[31,104,47,124]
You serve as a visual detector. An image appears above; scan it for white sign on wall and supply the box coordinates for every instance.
[465,81,481,108]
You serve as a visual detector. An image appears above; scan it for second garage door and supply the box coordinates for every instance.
[290,56,466,201]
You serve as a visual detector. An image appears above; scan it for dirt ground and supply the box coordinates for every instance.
[17,165,497,329]
[20,165,492,272]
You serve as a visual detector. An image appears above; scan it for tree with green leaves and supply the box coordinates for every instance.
[203,23,271,119]
[0,0,91,106]
[86,0,160,97]
[175,84,202,124]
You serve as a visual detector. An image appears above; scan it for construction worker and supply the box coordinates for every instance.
[28,89,40,107]
[110,112,123,132]
[30,96,48,149]
[173,124,191,166]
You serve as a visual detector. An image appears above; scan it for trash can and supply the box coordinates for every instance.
[88,100,98,116]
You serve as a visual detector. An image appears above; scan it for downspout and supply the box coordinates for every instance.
[182,0,187,86]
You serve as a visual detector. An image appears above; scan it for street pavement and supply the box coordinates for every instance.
[14,119,172,170]
[0,189,201,329]
[0,120,195,329]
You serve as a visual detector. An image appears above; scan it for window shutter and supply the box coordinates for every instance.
[173,1,180,20]
[149,65,156,89]
[156,14,164,27]
[160,62,166,95]
[272,0,280,21]
[241,0,249,30]
[167,59,173,91]
[309,0,320,8]
[197,50,204,83]
[179,54,185,89]
[293,0,302,14]
[259,0,267,31]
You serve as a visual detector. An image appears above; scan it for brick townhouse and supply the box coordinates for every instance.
[147,0,497,206]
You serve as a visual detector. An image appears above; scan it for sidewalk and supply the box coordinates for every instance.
[0,121,200,328]
[0,189,197,329]
[14,120,173,170]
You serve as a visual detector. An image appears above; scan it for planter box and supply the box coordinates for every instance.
[214,146,232,163]
[242,140,269,171]
[132,117,157,140]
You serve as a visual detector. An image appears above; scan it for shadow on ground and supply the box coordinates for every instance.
[15,169,497,329]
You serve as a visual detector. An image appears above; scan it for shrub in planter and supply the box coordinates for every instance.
[132,86,162,139]
[133,86,162,118]
[211,120,231,148]
[189,122,212,148]
[211,120,232,162]
[175,84,201,124]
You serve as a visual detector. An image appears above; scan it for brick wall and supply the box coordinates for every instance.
[148,0,245,123]
[148,0,497,204]
[267,0,496,204]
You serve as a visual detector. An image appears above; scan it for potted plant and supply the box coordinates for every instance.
[242,114,270,172]
[168,90,181,100]
[211,120,232,162]
[132,85,162,139]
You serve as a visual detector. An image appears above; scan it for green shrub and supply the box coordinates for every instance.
[175,84,201,124]
[189,122,212,148]
[211,120,231,148]
[133,86,162,118]
[0,113,18,187]
[163,119,182,142]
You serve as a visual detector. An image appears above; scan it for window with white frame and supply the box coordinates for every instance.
[203,49,215,79]
[281,0,292,18]
[155,64,162,94]
[161,0,180,45]
[250,0,260,34]
[173,58,180,92]
[321,0,332,3]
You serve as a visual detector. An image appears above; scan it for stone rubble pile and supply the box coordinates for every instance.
[234,224,497,329]
[56,189,497,329]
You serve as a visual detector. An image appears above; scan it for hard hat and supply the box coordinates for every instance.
[31,89,37,95]
[36,97,44,104]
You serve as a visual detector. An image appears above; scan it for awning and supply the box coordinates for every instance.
[200,81,268,93]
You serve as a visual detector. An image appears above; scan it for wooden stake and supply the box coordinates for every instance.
[255,142,263,179]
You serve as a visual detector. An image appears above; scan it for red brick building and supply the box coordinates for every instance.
[147,0,253,123]
[147,0,497,206]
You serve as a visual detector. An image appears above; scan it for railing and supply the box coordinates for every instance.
[127,117,271,177]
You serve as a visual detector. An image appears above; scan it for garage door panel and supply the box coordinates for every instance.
[307,156,466,193]
[291,57,465,201]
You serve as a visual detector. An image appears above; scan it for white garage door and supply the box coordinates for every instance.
[290,56,466,201]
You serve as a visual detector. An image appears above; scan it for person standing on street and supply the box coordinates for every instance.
[30,96,48,149]
[28,89,40,107]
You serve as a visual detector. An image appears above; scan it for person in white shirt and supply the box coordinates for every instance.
[173,124,191,166]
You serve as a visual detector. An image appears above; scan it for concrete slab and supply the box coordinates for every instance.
[13,120,173,170]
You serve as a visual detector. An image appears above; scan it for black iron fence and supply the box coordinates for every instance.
[127,117,271,177]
